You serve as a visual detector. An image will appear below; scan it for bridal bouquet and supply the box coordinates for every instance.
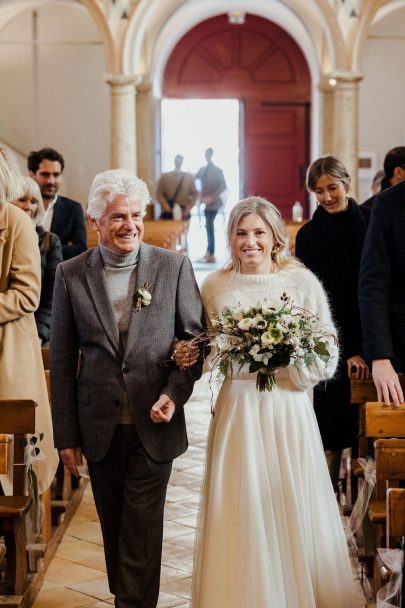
[187,293,336,392]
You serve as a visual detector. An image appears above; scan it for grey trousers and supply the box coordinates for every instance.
[88,425,172,608]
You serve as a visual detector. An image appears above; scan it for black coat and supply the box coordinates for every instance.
[295,199,370,450]
[50,196,87,260]
[359,181,405,372]
[35,225,63,344]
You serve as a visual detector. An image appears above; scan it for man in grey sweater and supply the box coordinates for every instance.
[50,169,205,608]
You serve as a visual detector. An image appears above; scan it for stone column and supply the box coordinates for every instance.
[329,71,363,197]
[105,74,140,172]
[136,80,155,192]
[318,78,335,158]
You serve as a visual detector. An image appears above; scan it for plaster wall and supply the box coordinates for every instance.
[0,3,109,206]
[358,7,405,202]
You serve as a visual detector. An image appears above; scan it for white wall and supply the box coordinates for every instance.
[0,3,109,207]
[358,6,405,203]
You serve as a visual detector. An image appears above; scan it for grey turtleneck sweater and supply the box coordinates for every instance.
[99,242,139,423]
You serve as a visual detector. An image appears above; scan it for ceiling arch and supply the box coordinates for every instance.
[351,0,405,71]
[123,0,348,91]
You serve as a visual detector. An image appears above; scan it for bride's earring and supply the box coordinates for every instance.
[272,244,281,256]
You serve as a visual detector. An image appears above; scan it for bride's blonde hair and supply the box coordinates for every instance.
[226,196,302,272]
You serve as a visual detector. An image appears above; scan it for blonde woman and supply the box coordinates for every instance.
[0,147,58,501]
[177,197,356,607]
[12,176,62,345]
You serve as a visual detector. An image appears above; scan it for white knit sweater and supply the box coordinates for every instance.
[200,265,339,391]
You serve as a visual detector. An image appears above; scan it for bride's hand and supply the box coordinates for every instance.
[172,339,199,369]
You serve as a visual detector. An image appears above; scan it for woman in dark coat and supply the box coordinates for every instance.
[295,156,370,491]
[12,176,63,345]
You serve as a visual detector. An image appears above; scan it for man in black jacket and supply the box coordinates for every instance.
[362,146,405,209]
[28,147,87,259]
[358,180,405,405]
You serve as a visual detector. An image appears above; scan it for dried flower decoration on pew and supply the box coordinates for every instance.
[185,293,337,393]
[19,432,46,533]
[133,283,152,312]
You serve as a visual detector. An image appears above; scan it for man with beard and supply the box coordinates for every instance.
[28,147,87,259]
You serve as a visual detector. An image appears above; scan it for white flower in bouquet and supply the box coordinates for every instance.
[186,293,337,393]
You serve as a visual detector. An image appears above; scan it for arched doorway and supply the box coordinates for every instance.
[163,13,311,218]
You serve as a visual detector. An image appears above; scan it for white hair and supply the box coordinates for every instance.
[14,176,45,227]
[87,169,151,220]
[0,146,23,204]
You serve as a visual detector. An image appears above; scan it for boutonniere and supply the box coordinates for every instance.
[133,282,152,311]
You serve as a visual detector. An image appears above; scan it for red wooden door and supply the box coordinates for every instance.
[164,14,311,218]
[243,100,309,214]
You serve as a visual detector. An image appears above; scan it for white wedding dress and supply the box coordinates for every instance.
[191,267,357,608]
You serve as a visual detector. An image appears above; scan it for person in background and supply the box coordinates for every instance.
[370,169,384,196]
[12,176,63,345]
[28,147,87,259]
[0,146,58,498]
[362,146,405,209]
[50,168,205,608]
[196,147,227,263]
[359,179,405,406]
[295,156,370,493]
[156,154,198,220]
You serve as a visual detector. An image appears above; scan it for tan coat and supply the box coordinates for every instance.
[0,203,58,494]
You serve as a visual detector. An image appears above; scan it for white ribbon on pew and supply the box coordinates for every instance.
[344,457,376,542]
[376,548,404,608]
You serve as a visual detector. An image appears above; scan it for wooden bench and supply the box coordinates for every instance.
[0,400,36,596]
[367,438,405,590]
[40,350,73,522]
[86,219,189,252]
[376,487,405,600]
[350,373,405,467]
[0,434,11,475]
[386,487,405,549]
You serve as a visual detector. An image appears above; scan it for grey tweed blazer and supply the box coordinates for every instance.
[50,243,205,463]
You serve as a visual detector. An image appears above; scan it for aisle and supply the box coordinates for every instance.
[32,374,368,607]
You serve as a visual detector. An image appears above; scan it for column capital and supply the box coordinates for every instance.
[329,70,364,85]
[105,73,143,88]
[136,80,152,94]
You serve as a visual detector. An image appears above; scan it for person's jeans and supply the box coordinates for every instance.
[205,209,218,255]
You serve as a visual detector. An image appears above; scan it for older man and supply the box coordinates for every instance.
[50,169,205,608]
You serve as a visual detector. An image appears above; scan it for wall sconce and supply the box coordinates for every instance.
[228,11,246,24]
[329,78,337,86]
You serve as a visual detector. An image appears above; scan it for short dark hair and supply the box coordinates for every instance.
[383,146,405,180]
[27,147,65,173]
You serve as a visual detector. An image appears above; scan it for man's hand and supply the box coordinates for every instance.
[347,355,369,379]
[150,394,175,423]
[372,359,404,406]
[59,446,83,477]
[173,339,199,369]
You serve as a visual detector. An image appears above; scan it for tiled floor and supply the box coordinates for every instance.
[32,373,368,608]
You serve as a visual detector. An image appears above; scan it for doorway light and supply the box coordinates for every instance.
[228,11,246,24]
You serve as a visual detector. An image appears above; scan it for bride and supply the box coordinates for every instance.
[176,197,357,607]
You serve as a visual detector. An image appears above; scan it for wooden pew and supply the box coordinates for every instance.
[364,403,405,588]
[350,373,405,464]
[40,349,73,523]
[376,487,405,600]
[0,400,36,596]
[386,488,405,549]
[86,219,189,252]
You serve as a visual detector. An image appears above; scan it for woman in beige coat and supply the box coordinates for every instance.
[0,146,58,497]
